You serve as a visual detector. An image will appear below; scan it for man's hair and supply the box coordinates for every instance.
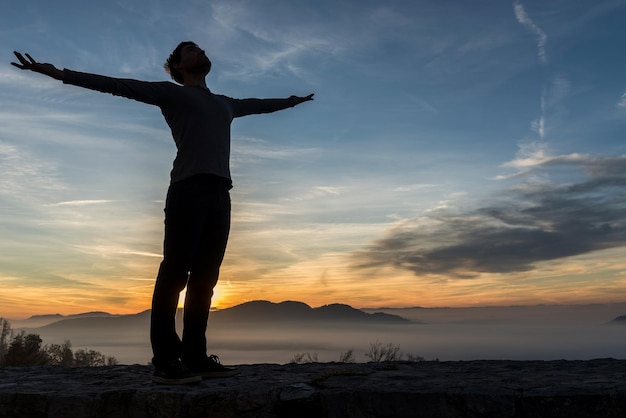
[164,41,196,84]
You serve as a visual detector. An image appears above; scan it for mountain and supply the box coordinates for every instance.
[23,301,410,332]
[28,311,113,321]
[214,300,313,322]
[213,301,411,324]
[10,311,116,328]
[39,311,150,331]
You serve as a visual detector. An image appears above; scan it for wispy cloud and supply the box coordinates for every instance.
[354,151,626,277]
[513,2,553,142]
[392,184,437,193]
[73,244,162,259]
[231,136,322,164]
[501,142,588,172]
[526,72,571,140]
[203,1,339,81]
[514,1,548,64]
[0,142,64,199]
[44,200,115,207]
[532,115,546,139]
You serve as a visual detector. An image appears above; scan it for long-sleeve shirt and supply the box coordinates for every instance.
[63,69,297,185]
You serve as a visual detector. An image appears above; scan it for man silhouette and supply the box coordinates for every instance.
[12,42,313,384]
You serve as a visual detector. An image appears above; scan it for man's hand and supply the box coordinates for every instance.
[290,93,314,106]
[11,52,64,81]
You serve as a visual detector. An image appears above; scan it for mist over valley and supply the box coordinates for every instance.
[9,301,626,365]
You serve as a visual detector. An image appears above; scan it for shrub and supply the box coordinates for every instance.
[289,352,318,364]
[0,318,118,367]
[45,341,75,366]
[289,342,426,364]
[364,340,402,362]
[74,349,117,367]
[405,353,425,362]
[338,349,355,363]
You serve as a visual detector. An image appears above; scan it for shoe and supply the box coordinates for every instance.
[152,358,202,385]
[186,354,239,378]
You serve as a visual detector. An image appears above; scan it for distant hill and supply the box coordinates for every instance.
[23,301,410,332]
[39,311,150,331]
[609,315,626,324]
[214,301,411,324]
[11,311,116,328]
[28,311,112,321]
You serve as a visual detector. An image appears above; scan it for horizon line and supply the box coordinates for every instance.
[7,299,626,320]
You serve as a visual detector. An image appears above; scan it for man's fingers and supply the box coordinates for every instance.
[12,51,36,65]
[11,51,38,71]
[12,51,25,64]
[12,51,30,66]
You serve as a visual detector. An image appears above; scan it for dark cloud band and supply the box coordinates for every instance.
[355,154,626,277]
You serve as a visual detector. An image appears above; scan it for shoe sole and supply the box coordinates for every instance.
[152,375,202,385]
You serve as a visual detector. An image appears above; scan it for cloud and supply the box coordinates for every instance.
[315,186,342,196]
[392,184,437,193]
[0,142,64,200]
[532,116,546,139]
[536,75,571,138]
[514,1,548,64]
[203,1,339,81]
[73,244,162,259]
[500,141,588,172]
[44,200,115,207]
[354,152,626,277]
[231,136,322,164]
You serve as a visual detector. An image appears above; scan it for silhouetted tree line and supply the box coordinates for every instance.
[0,318,117,367]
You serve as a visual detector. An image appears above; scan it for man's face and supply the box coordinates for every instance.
[177,43,212,75]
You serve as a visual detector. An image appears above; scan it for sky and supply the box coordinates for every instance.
[1,0,626,318]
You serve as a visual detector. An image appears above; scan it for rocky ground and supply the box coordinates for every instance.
[1,359,626,417]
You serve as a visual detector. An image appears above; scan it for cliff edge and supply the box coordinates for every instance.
[1,359,625,417]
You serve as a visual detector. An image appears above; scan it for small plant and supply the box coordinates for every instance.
[74,349,118,367]
[338,349,355,363]
[287,342,425,364]
[364,340,402,362]
[405,353,425,362]
[289,352,318,364]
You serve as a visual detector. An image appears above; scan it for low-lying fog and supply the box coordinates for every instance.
[13,304,626,365]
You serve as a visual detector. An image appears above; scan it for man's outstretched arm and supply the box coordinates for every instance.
[12,51,170,107]
[11,52,64,81]
[290,94,315,106]
[232,93,314,118]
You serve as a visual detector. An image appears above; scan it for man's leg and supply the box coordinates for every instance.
[150,176,208,367]
[181,181,231,361]
[150,261,187,365]
[177,179,238,378]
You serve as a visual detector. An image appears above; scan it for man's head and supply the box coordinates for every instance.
[164,41,211,84]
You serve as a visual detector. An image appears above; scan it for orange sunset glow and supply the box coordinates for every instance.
[2,0,626,322]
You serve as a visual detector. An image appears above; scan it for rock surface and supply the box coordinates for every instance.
[1,359,626,417]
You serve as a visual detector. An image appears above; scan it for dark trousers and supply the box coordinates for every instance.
[150,174,231,366]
